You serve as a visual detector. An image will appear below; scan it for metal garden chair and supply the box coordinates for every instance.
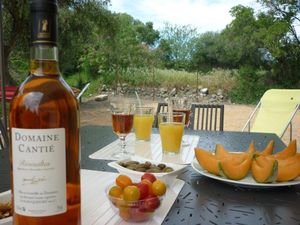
[189,103,225,131]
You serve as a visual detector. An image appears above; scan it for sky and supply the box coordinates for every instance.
[108,0,261,33]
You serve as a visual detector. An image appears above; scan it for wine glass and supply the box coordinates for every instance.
[172,97,191,146]
[110,101,135,159]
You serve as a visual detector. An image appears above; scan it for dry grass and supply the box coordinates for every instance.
[120,68,237,91]
[199,69,237,93]
[154,69,237,92]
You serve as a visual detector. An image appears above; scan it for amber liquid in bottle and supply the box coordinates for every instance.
[9,1,81,224]
[10,58,81,225]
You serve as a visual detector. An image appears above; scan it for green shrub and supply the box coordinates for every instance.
[9,54,28,85]
[229,65,269,104]
[63,71,104,97]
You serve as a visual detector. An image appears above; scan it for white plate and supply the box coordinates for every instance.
[191,158,300,188]
[0,190,12,225]
[108,156,187,186]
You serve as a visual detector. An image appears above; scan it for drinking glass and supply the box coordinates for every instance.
[110,101,135,159]
[172,97,192,146]
[158,112,185,155]
[133,106,155,141]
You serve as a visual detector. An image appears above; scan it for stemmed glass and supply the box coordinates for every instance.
[110,101,135,159]
[172,97,191,146]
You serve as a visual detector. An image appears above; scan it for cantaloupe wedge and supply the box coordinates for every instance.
[247,141,256,156]
[272,140,297,159]
[255,140,274,156]
[276,154,300,182]
[251,155,278,183]
[219,154,253,180]
[296,153,300,161]
[214,144,234,159]
[194,148,220,175]
[215,142,254,161]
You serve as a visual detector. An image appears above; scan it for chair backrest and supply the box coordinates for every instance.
[154,102,169,127]
[249,89,300,137]
[189,103,224,131]
[156,102,168,113]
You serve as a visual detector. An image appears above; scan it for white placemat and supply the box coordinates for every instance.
[89,133,199,164]
[81,169,185,225]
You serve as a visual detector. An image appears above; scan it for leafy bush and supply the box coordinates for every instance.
[63,71,104,96]
[229,65,270,104]
[8,53,28,85]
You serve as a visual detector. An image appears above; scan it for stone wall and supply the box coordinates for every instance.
[95,84,227,104]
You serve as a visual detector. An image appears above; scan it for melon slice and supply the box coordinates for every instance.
[214,144,233,159]
[247,141,256,156]
[276,154,300,182]
[296,153,300,161]
[215,144,251,161]
[219,154,252,180]
[273,140,297,159]
[251,155,278,183]
[255,140,274,156]
[194,148,220,175]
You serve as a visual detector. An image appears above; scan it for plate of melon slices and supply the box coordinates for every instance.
[191,140,300,188]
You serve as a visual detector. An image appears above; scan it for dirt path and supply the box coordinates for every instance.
[80,98,300,145]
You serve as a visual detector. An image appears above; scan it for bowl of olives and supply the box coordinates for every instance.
[107,157,187,185]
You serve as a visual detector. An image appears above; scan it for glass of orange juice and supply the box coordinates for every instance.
[158,112,185,155]
[133,107,155,141]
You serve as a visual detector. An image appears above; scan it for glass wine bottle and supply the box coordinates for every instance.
[9,1,81,224]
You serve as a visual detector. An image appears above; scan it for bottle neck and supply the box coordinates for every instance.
[30,45,60,76]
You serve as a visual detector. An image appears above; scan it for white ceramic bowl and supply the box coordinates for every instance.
[0,190,12,225]
[107,157,187,185]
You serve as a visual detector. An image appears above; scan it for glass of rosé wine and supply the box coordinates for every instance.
[110,101,135,159]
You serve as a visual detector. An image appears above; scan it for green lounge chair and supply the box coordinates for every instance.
[242,89,300,141]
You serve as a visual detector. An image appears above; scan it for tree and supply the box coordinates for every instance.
[255,0,300,86]
[190,31,221,71]
[2,0,29,84]
[135,21,160,47]
[59,0,114,75]
[79,12,160,89]
[257,0,300,45]
[158,23,199,70]
[218,5,263,68]
[224,3,300,102]
[2,0,111,84]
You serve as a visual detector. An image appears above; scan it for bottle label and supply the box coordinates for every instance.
[12,128,66,217]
